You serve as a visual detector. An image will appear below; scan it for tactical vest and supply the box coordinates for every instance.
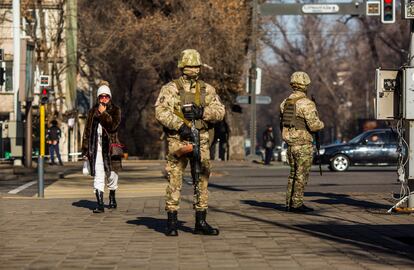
[282,97,307,130]
[173,78,208,130]
[171,78,215,145]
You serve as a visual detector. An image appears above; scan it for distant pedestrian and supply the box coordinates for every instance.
[262,125,275,165]
[47,120,63,166]
[81,82,122,213]
[280,71,324,213]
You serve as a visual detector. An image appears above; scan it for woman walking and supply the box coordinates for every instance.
[81,82,122,213]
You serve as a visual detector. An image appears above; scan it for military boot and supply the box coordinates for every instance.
[166,211,178,236]
[108,190,117,209]
[194,210,219,235]
[93,190,105,213]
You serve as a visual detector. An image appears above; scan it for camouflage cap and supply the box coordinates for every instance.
[290,71,311,86]
[177,49,202,68]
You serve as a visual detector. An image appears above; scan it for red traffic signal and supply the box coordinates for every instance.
[381,0,395,24]
[40,87,49,104]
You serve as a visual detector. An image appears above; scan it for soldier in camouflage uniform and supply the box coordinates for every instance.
[155,49,225,236]
[280,71,324,213]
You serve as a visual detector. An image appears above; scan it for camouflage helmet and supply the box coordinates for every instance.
[290,71,311,86]
[177,49,202,68]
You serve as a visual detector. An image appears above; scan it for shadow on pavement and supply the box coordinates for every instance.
[126,217,193,234]
[295,223,414,257]
[72,200,96,210]
[306,192,389,210]
[212,206,414,263]
[208,183,245,192]
[241,200,286,212]
[241,199,370,224]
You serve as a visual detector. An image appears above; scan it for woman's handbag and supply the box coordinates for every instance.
[110,143,125,158]
[82,161,91,176]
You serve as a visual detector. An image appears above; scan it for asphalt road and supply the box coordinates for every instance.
[207,163,400,194]
[0,161,401,198]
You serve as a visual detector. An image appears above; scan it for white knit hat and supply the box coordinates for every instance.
[97,85,112,98]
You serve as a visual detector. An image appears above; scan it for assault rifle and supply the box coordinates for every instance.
[190,119,201,195]
[182,104,202,198]
[311,95,322,176]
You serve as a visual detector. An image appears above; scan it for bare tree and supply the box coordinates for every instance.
[21,0,68,121]
[260,15,410,144]
[78,0,251,157]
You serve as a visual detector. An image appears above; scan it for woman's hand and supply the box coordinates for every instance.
[98,103,107,113]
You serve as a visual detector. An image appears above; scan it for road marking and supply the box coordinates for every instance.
[8,181,37,194]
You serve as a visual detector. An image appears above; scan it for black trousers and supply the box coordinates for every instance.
[264,147,273,165]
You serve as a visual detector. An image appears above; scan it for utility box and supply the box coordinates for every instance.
[375,68,399,120]
[402,67,414,120]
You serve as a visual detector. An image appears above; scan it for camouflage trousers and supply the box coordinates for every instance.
[286,144,313,208]
[165,139,211,212]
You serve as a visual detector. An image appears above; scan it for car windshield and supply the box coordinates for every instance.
[348,133,366,144]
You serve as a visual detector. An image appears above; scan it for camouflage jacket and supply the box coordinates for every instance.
[280,91,324,146]
[155,76,225,143]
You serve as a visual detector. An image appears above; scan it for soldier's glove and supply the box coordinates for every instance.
[193,105,204,120]
[182,104,203,120]
[178,124,192,140]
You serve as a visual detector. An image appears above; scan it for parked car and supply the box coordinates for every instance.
[274,142,288,163]
[280,142,288,163]
[315,128,403,172]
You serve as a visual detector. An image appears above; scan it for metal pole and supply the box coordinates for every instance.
[66,0,77,110]
[406,20,414,208]
[38,104,45,198]
[68,127,71,162]
[38,156,44,197]
[25,101,32,168]
[12,0,20,121]
[249,0,258,159]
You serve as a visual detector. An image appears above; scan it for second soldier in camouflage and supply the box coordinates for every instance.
[280,71,324,213]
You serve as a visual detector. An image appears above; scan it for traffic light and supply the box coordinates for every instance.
[0,67,4,86]
[381,0,395,24]
[40,87,49,104]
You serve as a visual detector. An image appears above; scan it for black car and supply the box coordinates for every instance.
[315,129,402,172]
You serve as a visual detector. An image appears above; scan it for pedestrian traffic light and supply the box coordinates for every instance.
[40,87,49,104]
[381,0,395,24]
[0,67,4,86]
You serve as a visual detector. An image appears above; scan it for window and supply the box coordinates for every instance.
[5,60,13,92]
[387,131,398,144]
[366,132,386,145]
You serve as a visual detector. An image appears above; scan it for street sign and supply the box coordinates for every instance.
[302,4,339,14]
[366,1,380,16]
[236,95,271,105]
[39,75,50,86]
[260,2,365,16]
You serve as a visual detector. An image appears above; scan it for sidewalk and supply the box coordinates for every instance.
[1,162,414,269]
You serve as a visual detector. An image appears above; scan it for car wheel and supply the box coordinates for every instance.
[330,154,349,172]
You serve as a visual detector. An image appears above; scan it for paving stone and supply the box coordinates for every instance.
[3,167,414,269]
